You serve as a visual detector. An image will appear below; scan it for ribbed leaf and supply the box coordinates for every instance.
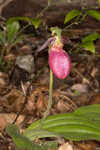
[75,104,100,114]
[23,130,59,140]
[23,104,100,141]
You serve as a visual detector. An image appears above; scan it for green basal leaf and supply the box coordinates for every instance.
[80,41,95,53]
[23,129,59,141]
[6,21,20,43]
[6,124,43,150]
[75,104,100,114]
[23,104,100,141]
[64,10,81,24]
[82,33,100,43]
[87,10,100,21]
[32,18,41,29]
[75,104,100,121]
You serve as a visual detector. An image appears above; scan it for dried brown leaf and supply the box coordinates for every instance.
[58,142,73,150]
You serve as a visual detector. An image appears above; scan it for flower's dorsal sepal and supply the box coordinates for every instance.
[50,27,62,47]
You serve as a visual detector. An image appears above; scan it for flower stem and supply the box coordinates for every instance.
[38,69,53,128]
[44,69,53,118]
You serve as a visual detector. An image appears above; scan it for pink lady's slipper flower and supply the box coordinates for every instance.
[36,29,71,79]
[49,44,71,79]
